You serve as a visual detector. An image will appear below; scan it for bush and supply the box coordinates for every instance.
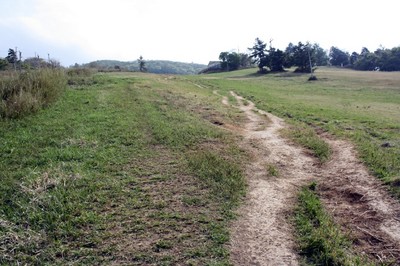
[66,67,96,86]
[0,69,66,118]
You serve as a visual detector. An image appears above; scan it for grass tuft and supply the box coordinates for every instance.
[284,123,331,163]
[295,182,370,265]
[266,163,279,177]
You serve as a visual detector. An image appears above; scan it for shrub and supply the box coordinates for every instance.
[66,67,96,86]
[0,69,66,118]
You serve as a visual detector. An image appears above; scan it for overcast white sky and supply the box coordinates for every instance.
[1,0,398,66]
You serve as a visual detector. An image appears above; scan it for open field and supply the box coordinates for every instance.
[0,72,246,264]
[1,67,399,264]
[191,67,400,196]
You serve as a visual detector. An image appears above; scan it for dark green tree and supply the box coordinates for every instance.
[313,44,329,66]
[239,53,252,68]
[219,52,229,70]
[353,48,377,70]
[227,52,241,70]
[349,52,359,66]
[219,52,247,71]
[249,38,268,72]
[329,46,349,66]
[291,42,314,73]
[283,42,295,68]
[268,48,285,72]
[6,48,17,64]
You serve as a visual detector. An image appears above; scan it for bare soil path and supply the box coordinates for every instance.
[219,91,400,265]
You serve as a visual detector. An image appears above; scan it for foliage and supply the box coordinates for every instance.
[313,43,329,66]
[350,46,400,71]
[329,46,350,66]
[249,38,268,72]
[66,67,97,86]
[0,69,66,118]
[287,42,315,73]
[219,51,244,71]
[268,48,285,72]
[248,38,286,73]
[6,48,18,65]
[295,183,369,265]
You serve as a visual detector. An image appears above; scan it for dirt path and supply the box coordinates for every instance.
[225,92,315,265]
[219,91,400,265]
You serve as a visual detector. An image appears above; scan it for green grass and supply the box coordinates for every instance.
[283,122,331,163]
[195,67,400,197]
[0,72,245,265]
[295,182,370,265]
[266,163,279,177]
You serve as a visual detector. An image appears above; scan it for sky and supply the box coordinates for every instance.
[1,0,399,66]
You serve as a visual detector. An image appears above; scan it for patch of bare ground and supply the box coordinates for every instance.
[318,135,400,264]
[222,91,316,265]
[220,91,400,265]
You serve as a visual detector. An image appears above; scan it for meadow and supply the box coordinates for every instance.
[0,72,246,264]
[1,67,399,264]
[191,67,400,196]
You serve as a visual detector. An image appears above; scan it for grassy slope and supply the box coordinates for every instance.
[0,73,245,265]
[2,67,399,264]
[194,67,400,196]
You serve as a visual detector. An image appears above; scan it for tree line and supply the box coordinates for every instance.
[215,38,400,73]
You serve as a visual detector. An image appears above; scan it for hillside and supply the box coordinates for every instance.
[1,67,400,264]
[83,59,206,75]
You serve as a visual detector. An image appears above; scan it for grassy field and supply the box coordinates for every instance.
[0,72,246,265]
[191,67,400,197]
[1,67,399,264]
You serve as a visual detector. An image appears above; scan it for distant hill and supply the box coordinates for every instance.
[83,60,206,75]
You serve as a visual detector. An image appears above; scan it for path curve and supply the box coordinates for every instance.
[218,90,400,265]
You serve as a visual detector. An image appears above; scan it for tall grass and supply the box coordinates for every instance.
[0,69,66,118]
[66,67,97,86]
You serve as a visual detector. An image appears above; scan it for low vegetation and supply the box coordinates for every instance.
[1,65,398,264]
[283,122,331,163]
[0,72,245,264]
[0,69,66,118]
[295,182,369,265]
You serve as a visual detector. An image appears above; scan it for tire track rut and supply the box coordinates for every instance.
[218,91,400,265]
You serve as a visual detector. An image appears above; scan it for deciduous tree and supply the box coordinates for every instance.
[329,46,349,66]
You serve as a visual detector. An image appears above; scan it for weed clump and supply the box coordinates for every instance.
[66,67,96,86]
[0,69,66,118]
